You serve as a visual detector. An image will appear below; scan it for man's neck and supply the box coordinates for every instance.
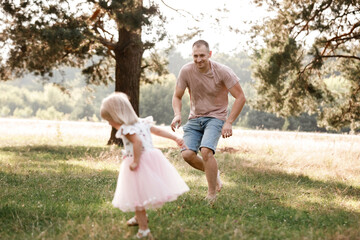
[198,62,211,73]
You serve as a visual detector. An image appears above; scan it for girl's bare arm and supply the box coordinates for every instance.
[150,126,187,149]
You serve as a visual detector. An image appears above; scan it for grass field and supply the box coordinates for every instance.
[1,118,360,240]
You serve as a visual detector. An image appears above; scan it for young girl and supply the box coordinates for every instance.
[100,92,189,239]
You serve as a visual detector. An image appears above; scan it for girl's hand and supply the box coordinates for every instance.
[175,137,188,149]
[129,162,138,171]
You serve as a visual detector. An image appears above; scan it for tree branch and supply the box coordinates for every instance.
[329,20,360,42]
[293,0,333,39]
[321,54,360,61]
[299,52,360,79]
[141,64,149,69]
[159,0,200,22]
[321,20,360,55]
[98,36,116,50]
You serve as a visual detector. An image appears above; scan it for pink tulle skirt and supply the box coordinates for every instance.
[112,148,189,212]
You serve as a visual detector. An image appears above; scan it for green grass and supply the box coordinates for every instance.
[1,123,360,239]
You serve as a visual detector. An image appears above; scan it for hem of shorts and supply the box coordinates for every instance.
[181,148,198,153]
[199,145,216,154]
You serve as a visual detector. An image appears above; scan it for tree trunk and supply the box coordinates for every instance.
[107,19,144,145]
[114,29,143,113]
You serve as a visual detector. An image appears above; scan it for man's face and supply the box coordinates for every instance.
[192,45,212,72]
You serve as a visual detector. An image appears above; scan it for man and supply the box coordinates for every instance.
[171,40,246,202]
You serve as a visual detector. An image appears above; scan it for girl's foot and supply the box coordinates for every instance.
[126,215,149,227]
[136,229,154,239]
[126,216,138,226]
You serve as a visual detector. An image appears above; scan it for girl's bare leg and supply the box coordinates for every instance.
[135,209,153,239]
[135,209,148,230]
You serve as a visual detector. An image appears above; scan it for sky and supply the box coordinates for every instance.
[155,0,269,56]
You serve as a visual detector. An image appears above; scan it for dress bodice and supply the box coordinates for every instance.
[115,116,154,156]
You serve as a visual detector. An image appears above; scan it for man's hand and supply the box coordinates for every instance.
[221,121,233,138]
[171,115,182,132]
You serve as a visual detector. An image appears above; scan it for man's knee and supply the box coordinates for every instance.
[181,150,196,162]
[200,147,214,161]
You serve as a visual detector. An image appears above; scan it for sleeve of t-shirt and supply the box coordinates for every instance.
[176,65,188,90]
[223,66,240,90]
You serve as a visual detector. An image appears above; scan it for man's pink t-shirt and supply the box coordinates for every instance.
[176,60,239,121]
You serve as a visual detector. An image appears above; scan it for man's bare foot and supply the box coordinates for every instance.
[216,170,223,192]
[205,194,217,204]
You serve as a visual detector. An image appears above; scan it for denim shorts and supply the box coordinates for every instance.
[182,117,224,154]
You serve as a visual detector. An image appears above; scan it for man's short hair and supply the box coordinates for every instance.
[192,40,210,51]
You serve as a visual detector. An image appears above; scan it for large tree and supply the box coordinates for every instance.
[0,0,169,143]
[249,0,360,131]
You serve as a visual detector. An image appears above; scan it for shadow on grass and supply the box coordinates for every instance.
[1,146,360,239]
[0,145,108,161]
[154,150,360,239]
[233,163,360,199]
[0,145,121,227]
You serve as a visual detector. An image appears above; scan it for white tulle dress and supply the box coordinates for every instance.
[111,116,189,212]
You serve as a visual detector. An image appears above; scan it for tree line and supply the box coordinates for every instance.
[1,50,353,133]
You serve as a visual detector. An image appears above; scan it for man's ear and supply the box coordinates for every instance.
[209,51,212,57]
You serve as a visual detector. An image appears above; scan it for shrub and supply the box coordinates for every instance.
[13,107,33,118]
[36,107,67,120]
[0,106,11,117]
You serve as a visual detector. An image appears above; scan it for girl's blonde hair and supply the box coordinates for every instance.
[100,92,139,125]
